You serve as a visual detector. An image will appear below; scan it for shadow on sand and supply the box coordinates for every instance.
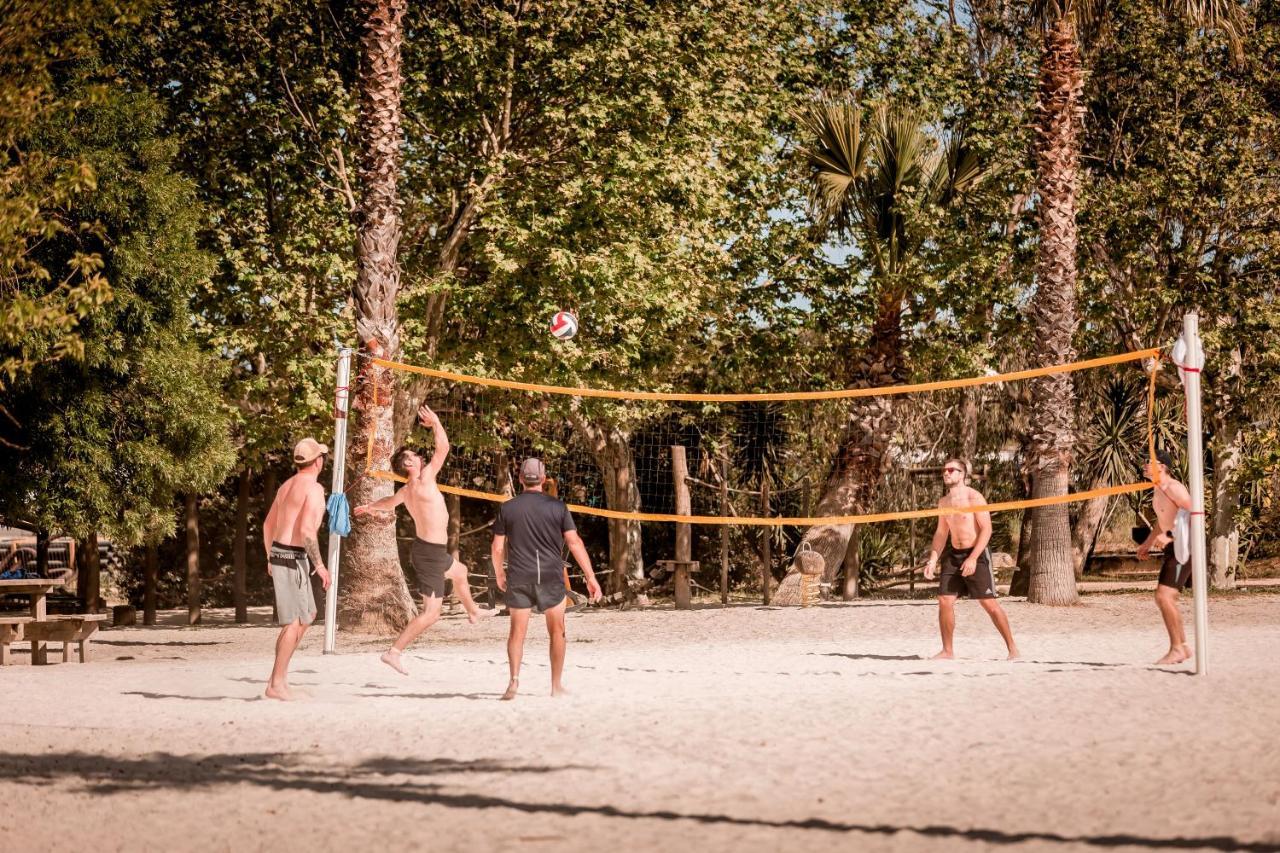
[0,751,1268,851]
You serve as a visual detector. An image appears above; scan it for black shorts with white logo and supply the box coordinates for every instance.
[938,545,998,600]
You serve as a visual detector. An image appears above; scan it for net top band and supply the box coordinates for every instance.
[370,347,1161,403]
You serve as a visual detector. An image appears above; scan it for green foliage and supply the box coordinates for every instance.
[0,54,235,544]
[0,0,145,389]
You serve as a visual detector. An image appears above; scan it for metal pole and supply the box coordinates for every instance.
[323,347,353,654]
[1182,313,1209,676]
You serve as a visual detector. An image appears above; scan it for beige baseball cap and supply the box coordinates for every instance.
[520,457,546,484]
[293,437,329,466]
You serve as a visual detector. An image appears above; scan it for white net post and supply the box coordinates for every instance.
[323,347,352,655]
[1182,313,1210,676]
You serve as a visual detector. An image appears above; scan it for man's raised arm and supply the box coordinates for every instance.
[419,405,449,475]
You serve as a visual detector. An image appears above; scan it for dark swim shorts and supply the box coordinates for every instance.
[411,539,453,599]
[504,576,567,613]
[1158,542,1192,590]
[937,545,998,600]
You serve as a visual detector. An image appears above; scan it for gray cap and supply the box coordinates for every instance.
[519,458,546,484]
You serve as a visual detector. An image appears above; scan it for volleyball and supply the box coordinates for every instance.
[550,310,579,340]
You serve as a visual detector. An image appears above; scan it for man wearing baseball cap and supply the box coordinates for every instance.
[260,437,331,700]
[491,458,602,700]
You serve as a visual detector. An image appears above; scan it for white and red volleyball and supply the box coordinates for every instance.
[549,310,579,340]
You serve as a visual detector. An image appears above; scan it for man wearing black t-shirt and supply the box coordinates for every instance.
[491,458,602,700]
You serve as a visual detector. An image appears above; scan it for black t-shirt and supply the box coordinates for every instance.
[493,491,576,581]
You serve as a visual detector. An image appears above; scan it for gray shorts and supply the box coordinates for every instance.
[270,542,317,625]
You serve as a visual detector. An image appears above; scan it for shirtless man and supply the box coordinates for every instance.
[1136,449,1195,665]
[261,438,333,701]
[353,404,485,676]
[923,458,1020,660]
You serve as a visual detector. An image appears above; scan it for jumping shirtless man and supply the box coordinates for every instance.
[262,438,332,701]
[923,458,1020,660]
[1136,449,1195,665]
[353,404,486,675]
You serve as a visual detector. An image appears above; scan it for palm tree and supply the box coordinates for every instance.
[343,0,417,633]
[773,98,984,603]
[1025,0,1246,604]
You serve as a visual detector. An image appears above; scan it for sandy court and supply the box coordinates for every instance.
[3,592,1279,853]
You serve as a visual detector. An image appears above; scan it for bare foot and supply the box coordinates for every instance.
[380,649,409,676]
[551,684,569,698]
[1154,647,1189,665]
[500,678,519,701]
[264,684,293,701]
[1007,648,1022,661]
[931,650,955,660]
[466,607,498,625]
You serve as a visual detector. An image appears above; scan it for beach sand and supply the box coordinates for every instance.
[3,591,1278,852]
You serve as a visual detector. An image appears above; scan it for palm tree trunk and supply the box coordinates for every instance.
[342,0,416,634]
[1027,14,1083,606]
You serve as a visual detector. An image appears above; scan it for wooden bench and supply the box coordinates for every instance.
[0,616,33,665]
[24,614,108,665]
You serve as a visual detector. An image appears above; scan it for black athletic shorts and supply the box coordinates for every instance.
[504,576,567,613]
[411,539,453,599]
[938,545,998,600]
[1158,542,1192,590]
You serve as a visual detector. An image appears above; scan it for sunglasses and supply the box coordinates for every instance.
[942,467,964,475]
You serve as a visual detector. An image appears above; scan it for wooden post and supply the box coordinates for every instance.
[233,468,250,623]
[185,493,201,625]
[446,489,462,611]
[719,457,729,606]
[671,446,692,609]
[908,478,917,594]
[760,475,771,605]
[144,543,158,626]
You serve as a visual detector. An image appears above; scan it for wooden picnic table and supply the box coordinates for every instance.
[0,577,67,620]
[0,578,104,665]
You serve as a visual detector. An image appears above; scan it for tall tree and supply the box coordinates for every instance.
[772,99,985,601]
[1025,0,1247,604]
[0,46,235,559]
[343,0,415,632]
[0,1,122,405]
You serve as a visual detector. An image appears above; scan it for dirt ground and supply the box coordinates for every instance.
[3,591,1279,853]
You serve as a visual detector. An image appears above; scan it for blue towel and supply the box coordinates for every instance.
[327,492,352,538]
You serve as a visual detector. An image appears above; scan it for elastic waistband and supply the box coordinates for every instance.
[947,545,976,554]
[270,542,306,554]
[413,538,449,552]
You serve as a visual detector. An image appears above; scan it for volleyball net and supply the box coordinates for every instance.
[355,346,1169,526]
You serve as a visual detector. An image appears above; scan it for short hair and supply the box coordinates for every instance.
[391,446,419,478]
[943,458,970,480]
[1154,448,1175,471]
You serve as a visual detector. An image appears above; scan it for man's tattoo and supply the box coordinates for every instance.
[302,535,326,574]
